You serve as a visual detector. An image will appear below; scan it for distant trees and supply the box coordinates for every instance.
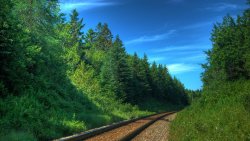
[75,20,188,104]
[185,89,202,103]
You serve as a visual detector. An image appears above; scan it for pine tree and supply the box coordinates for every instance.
[58,9,85,72]
[69,9,84,47]
[141,54,152,97]
[94,23,113,51]
[157,65,169,99]
[129,53,155,102]
[100,35,131,101]
[84,29,96,49]
[150,61,159,98]
[69,9,85,65]
[129,53,142,102]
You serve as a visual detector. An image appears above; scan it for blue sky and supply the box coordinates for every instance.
[60,0,247,90]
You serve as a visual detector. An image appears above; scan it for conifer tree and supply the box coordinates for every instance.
[69,9,84,47]
[150,61,159,98]
[100,35,131,101]
[95,23,113,51]
[141,54,152,97]
[130,53,143,102]
[84,29,96,49]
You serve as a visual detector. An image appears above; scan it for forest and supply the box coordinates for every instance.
[1,0,249,140]
[0,0,188,140]
[170,2,250,140]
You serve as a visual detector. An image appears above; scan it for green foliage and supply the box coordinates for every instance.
[170,81,250,141]
[94,23,113,51]
[0,0,188,140]
[185,89,202,104]
[0,0,30,95]
[202,8,250,84]
[100,35,131,101]
[128,53,147,102]
[0,131,37,141]
[138,97,185,113]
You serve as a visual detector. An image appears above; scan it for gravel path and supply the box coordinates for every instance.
[85,113,167,141]
[131,113,177,141]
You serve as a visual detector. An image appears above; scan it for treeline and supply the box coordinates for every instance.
[69,13,188,104]
[170,1,250,140]
[0,0,187,140]
[0,0,187,104]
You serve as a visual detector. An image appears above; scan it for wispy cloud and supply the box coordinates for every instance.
[179,54,206,62]
[60,0,116,12]
[167,63,199,74]
[148,56,166,62]
[183,21,213,30]
[206,3,241,12]
[153,44,210,53]
[125,30,176,45]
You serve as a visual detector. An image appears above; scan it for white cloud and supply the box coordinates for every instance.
[167,63,199,74]
[153,44,210,53]
[125,30,176,45]
[148,56,166,62]
[60,0,116,12]
[183,21,213,30]
[179,54,206,62]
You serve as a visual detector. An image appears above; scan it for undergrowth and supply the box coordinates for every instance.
[170,80,250,141]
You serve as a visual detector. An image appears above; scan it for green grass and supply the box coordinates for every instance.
[0,86,173,141]
[0,90,176,141]
[0,131,37,141]
[170,80,250,141]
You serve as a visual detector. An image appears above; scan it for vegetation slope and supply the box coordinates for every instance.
[170,2,250,140]
[0,0,188,140]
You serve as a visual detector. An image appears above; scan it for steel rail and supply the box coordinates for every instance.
[54,111,176,141]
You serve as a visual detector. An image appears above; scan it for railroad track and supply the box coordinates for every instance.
[54,112,175,141]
